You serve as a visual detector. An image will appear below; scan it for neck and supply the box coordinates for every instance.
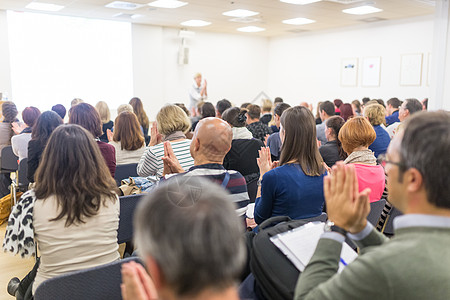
[352,146,368,152]
[247,118,259,125]
[404,194,450,217]
[194,155,224,166]
[161,285,239,300]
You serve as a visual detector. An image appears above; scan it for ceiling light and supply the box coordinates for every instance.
[280,0,321,5]
[180,20,211,27]
[148,0,188,9]
[25,2,64,11]
[223,9,259,18]
[105,1,144,10]
[282,17,316,25]
[237,26,266,33]
[342,5,383,15]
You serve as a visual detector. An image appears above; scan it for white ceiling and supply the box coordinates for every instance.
[0,0,435,37]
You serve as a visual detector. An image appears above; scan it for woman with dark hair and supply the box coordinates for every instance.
[5,124,119,298]
[0,101,18,153]
[267,103,291,160]
[319,116,346,168]
[339,103,354,121]
[334,99,343,115]
[191,102,216,131]
[27,111,63,183]
[108,111,146,165]
[11,107,41,161]
[69,103,116,177]
[253,106,326,224]
[129,97,150,144]
[351,99,362,116]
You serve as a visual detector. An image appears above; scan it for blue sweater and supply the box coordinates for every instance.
[369,125,390,158]
[254,164,325,224]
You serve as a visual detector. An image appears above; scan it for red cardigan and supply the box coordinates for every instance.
[97,141,116,178]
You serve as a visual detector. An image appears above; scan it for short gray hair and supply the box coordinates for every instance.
[134,176,246,297]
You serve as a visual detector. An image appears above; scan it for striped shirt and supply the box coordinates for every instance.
[167,164,250,217]
[137,140,194,178]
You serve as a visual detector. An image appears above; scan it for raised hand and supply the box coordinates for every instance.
[12,122,27,135]
[149,122,162,146]
[161,141,184,175]
[121,261,158,300]
[257,147,276,177]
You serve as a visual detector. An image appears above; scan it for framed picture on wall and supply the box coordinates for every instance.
[361,57,381,87]
[400,53,423,86]
[341,58,358,87]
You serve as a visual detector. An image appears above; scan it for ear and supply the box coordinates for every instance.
[405,168,424,193]
[145,256,164,290]
[193,137,201,152]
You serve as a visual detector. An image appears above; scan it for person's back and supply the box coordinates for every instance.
[369,125,390,158]
[353,163,385,202]
[319,140,341,168]
[224,138,264,178]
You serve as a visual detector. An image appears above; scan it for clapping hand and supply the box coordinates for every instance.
[161,141,184,176]
[149,122,163,147]
[121,261,158,300]
[12,122,27,135]
[107,129,113,142]
[257,147,278,178]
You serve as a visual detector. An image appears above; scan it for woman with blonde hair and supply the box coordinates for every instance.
[95,101,114,143]
[129,97,150,144]
[137,105,194,178]
[364,103,390,158]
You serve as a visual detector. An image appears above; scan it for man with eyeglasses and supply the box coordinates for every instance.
[295,111,450,300]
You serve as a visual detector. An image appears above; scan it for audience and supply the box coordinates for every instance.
[385,97,402,126]
[319,116,347,168]
[246,104,272,143]
[121,177,245,300]
[95,101,114,143]
[254,106,326,224]
[191,101,215,131]
[117,103,134,114]
[315,101,323,125]
[295,111,450,300]
[316,101,335,144]
[266,103,291,161]
[339,103,354,121]
[51,104,66,120]
[364,103,390,158]
[216,99,232,118]
[175,103,190,117]
[108,111,146,165]
[334,99,343,115]
[5,124,120,298]
[351,99,362,116]
[274,97,283,104]
[240,102,251,109]
[260,99,273,125]
[129,97,150,144]
[387,98,423,139]
[70,98,84,107]
[376,99,386,108]
[339,117,385,203]
[137,105,194,178]
[69,103,116,177]
[11,106,41,161]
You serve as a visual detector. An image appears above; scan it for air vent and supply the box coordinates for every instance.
[326,0,366,4]
[229,17,262,23]
[105,1,144,10]
[359,17,386,22]
[112,13,143,19]
[286,28,309,34]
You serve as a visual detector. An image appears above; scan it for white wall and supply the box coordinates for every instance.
[267,16,434,108]
[0,10,12,100]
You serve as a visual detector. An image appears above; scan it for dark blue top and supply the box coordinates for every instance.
[254,164,325,224]
[369,125,391,158]
[385,110,399,126]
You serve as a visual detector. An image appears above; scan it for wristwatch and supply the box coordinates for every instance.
[324,220,347,236]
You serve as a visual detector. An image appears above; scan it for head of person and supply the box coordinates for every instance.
[68,103,103,139]
[325,116,347,160]
[22,107,41,128]
[339,116,376,155]
[319,101,335,121]
[222,107,247,128]
[339,103,354,121]
[274,103,291,128]
[361,97,371,107]
[2,101,18,123]
[51,104,66,120]
[334,99,343,109]
[34,124,117,227]
[364,103,386,126]
[385,111,450,213]
[386,97,402,115]
[246,104,261,123]
[134,176,245,299]
[216,99,232,118]
[279,106,325,176]
[70,98,84,107]
[31,111,63,143]
[351,100,362,114]
[274,97,283,104]
[299,102,310,109]
[190,117,232,163]
[129,97,149,130]
[200,102,216,118]
[398,98,423,122]
[194,73,202,87]
[156,105,191,137]
[261,99,273,113]
[376,99,386,108]
[95,101,111,124]
[195,101,205,117]
[422,98,428,110]
[113,111,145,151]
[117,104,134,115]
[315,101,323,119]
[175,103,190,117]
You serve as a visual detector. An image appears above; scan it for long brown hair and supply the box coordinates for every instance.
[326,116,347,160]
[113,111,145,151]
[129,97,149,131]
[68,103,103,138]
[34,124,117,226]
[279,106,324,176]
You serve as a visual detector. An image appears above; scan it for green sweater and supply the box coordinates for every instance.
[295,226,450,300]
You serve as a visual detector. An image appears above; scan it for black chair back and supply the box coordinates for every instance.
[114,163,138,186]
[1,146,18,172]
[18,158,29,191]
[118,194,145,244]
[382,206,403,235]
[367,199,387,226]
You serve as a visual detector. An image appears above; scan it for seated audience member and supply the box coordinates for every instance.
[137,105,194,178]
[339,117,385,203]
[121,177,245,300]
[339,103,354,121]
[295,111,450,300]
[27,111,63,183]
[70,98,84,107]
[334,99,343,115]
[351,100,362,116]
[5,124,120,298]
[361,97,370,110]
[191,101,215,131]
[129,97,150,144]
[0,101,19,197]
[108,111,146,165]
[316,101,335,144]
[69,103,116,177]
[51,104,66,120]
[216,99,232,118]
[274,97,283,104]
[95,101,114,143]
[315,101,323,125]
[190,101,204,125]
[160,117,250,217]
[319,116,347,168]
[117,103,134,114]
[11,107,41,161]
[376,99,386,108]
[175,103,190,117]
[260,99,273,125]
[246,104,272,143]
[364,104,390,158]
[387,98,423,139]
[385,97,402,126]
[240,102,251,109]
[422,98,428,110]
[254,106,326,224]
[266,103,291,160]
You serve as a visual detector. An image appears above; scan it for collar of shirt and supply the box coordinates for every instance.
[188,163,225,172]
[394,214,450,230]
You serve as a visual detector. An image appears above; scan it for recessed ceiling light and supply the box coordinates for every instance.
[280,0,321,5]
[180,20,211,27]
[237,26,266,33]
[105,1,144,10]
[25,2,64,11]
[223,9,259,18]
[148,0,188,9]
[282,17,316,25]
[342,5,383,15]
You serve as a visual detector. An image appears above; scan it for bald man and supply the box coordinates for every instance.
[162,117,250,217]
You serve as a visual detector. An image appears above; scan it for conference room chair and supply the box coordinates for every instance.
[0,146,18,173]
[114,163,138,186]
[367,199,387,227]
[381,206,403,236]
[117,193,145,245]
[18,158,29,192]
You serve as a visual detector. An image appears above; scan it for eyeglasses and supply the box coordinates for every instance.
[377,154,405,169]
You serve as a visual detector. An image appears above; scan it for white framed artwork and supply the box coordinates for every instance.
[341,58,358,87]
[361,57,381,87]
[400,53,423,86]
